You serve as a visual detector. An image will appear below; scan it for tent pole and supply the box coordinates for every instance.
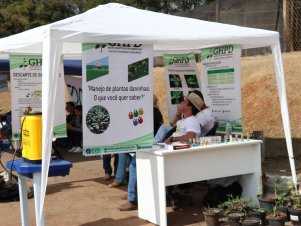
[39,27,63,226]
[271,43,298,192]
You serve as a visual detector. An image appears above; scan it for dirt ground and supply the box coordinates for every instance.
[1,140,300,226]
[1,139,300,226]
[0,149,210,226]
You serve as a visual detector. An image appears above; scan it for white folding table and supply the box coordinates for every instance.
[136,140,262,226]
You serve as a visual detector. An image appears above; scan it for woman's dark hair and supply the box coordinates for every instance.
[75,105,82,112]
[66,101,75,108]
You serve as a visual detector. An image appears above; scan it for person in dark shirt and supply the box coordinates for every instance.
[67,105,83,153]
[153,95,163,135]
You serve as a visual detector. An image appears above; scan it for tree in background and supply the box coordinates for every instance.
[0,0,214,38]
[0,0,79,37]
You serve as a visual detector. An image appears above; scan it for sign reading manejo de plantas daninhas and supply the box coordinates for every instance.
[82,43,153,156]
[163,53,201,121]
[201,44,242,134]
[10,55,66,140]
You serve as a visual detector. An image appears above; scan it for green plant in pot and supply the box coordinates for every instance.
[218,195,256,215]
[218,195,256,226]
[267,206,286,226]
[203,206,222,226]
[288,196,301,225]
[241,217,260,226]
[227,211,245,226]
[248,207,267,226]
[257,173,277,212]
[288,180,301,202]
[275,192,290,221]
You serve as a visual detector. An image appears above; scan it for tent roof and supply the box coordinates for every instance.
[0,3,279,55]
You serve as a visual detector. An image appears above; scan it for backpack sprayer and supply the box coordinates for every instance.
[21,109,42,163]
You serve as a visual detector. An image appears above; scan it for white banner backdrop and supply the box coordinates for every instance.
[201,44,242,134]
[10,55,66,140]
[163,52,201,121]
[65,75,82,105]
[82,43,153,156]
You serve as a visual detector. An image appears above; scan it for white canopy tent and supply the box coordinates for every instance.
[0,3,295,225]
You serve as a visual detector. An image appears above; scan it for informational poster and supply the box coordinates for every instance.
[163,52,201,121]
[201,44,242,134]
[65,75,82,105]
[10,55,66,140]
[0,75,8,93]
[82,43,153,156]
[53,58,68,138]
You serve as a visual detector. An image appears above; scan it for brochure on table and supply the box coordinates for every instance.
[82,43,153,156]
[201,44,243,134]
[10,55,66,140]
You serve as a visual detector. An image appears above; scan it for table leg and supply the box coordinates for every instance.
[137,153,167,226]
[18,174,30,226]
[32,172,45,226]
[157,156,167,226]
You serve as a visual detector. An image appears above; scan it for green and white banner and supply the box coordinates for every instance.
[163,52,201,121]
[53,58,67,138]
[201,44,242,134]
[82,43,153,156]
[10,55,66,140]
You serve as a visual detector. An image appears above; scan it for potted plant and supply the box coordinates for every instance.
[203,206,222,226]
[227,211,245,226]
[248,207,267,226]
[218,195,256,215]
[267,206,286,226]
[288,196,301,225]
[242,217,260,226]
[275,192,290,221]
[218,195,256,226]
[257,173,277,212]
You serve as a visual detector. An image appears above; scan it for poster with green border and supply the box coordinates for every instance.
[201,44,243,134]
[82,43,153,156]
[163,52,201,121]
[10,55,66,140]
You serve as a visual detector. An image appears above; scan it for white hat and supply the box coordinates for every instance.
[185,92,204,111]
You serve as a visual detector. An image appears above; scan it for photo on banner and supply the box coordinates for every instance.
[10,55,66,140]
[65,75,82,105]
[163,52,201,121]
[82,43,153,156]
[201,44,242,134]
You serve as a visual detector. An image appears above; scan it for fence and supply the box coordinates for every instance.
[284,0,301,52]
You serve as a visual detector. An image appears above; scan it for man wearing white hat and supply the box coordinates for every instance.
[154,90,214,144]
[164,91,202,144]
